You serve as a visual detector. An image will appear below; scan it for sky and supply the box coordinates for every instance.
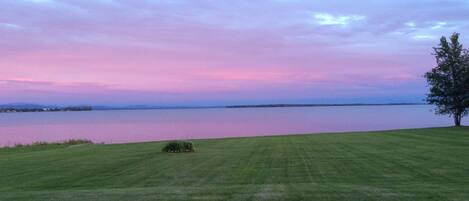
[1,0,469,106]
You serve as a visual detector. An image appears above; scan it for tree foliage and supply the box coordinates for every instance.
[425,33,469,126]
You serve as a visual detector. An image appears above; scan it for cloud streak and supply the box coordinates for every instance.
[313,13,365,26]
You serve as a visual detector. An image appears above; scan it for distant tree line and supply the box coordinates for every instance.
[0,106,92,113]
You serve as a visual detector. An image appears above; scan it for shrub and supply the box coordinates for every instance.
[162,141,195,153]
[32,141,51,146]
[62,139,94,145]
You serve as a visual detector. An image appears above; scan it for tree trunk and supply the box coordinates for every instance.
[454,113,461,127]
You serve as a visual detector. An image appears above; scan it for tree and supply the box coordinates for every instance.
[425,32,469,126]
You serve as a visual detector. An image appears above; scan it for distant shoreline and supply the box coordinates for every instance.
[225,103,427,109]
[93,103,427,111]
[0,103,428,113]
[0,106,92,114]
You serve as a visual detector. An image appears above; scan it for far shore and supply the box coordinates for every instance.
[225,103,426,108]
[0,103,428,114]
[95,102,427,111]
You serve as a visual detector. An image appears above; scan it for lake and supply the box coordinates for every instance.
[0,105,464,147]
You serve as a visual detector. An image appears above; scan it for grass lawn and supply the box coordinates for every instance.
[1,127,469,201]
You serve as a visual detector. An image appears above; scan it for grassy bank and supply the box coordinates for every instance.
[1,127,468,201]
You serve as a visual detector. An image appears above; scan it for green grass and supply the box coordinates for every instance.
[1,127,469,201]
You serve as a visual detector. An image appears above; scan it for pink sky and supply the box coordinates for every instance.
[1,0,469,106]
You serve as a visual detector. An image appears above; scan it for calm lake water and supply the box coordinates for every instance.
[0,105,464,147]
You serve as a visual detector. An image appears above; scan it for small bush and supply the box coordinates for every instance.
[162,141,195,153]
[32,141,52,146]
[62,139,94,145]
